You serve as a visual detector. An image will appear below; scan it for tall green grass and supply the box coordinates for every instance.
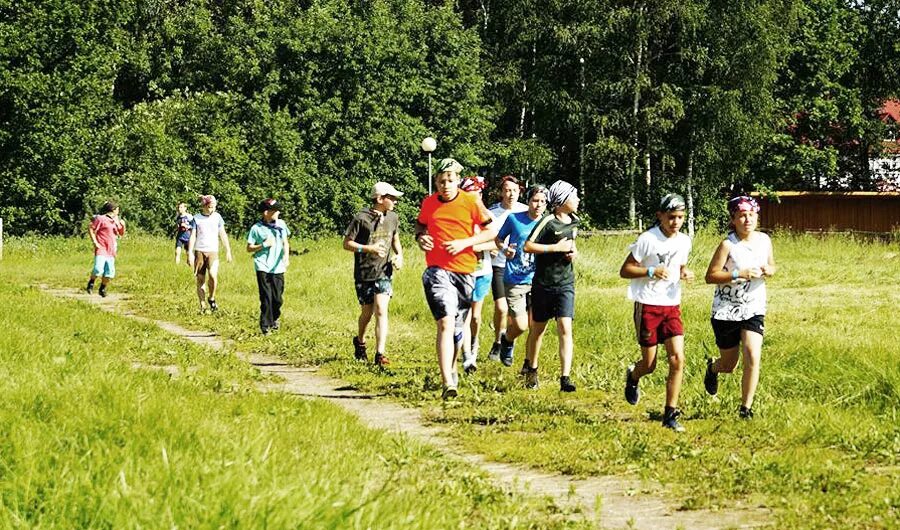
[3,231,898,529]
[0,281,588,528]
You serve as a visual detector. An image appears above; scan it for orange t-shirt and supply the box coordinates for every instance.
[417,191,492,273]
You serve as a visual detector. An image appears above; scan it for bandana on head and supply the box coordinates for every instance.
[727,196,760,215]
[460,175,486,192]
[547,180,577,210]
[435,158,463,176]
[658,193,686,212]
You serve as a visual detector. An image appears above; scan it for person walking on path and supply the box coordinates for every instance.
[188,194,233,313]
[415,158,495,399]
[459,175,496,374]
[86,201,126,298]
[495,184,547,386]
[619,193,695,432]
[174,202,193,266]
[246,198,291,335]
[703,195,777,419]
[343,182,404,367]
[523,180,580,393]
[487,176,528,362]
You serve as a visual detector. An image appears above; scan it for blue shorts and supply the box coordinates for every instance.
[472,274,491,303]
[355,278,393,306]
[91,255,116,278]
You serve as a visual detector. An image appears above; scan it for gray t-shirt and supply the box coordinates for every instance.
[344,208,399,282]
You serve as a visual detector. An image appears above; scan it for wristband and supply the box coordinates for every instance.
[647,266,655,278]
[357,246,364,254]
[732,269,739,280]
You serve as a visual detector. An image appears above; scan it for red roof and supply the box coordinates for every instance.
[880,100,900,123]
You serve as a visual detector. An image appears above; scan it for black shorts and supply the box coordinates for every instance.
[531,283,575,322]
[491,266,506,300]
[711,315,765,349]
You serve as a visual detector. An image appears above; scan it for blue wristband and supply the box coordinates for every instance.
[647,266,655,278]
[357,246,363,254]
[732,269,739,280]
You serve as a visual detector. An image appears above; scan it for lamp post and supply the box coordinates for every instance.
[421,136,436,195]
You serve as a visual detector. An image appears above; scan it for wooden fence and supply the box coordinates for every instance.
[754,192,900,234]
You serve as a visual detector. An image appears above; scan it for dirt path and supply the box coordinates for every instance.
[46,286,769,530]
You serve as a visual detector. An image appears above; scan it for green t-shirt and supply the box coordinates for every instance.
[527,213,579,287]
[246,219,290,273]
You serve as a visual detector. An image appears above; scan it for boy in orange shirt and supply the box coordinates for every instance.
[416,158,496,399]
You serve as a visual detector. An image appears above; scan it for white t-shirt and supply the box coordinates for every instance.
[711,232,772,320]
[489,201,528,268]
[627,226,692,306]
[474,210,498,278]
[192,212,225,252]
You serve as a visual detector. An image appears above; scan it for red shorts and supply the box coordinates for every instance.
[633,302,684,347]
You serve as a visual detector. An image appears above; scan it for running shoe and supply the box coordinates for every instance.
[208,298,218,312]
[662,408,685,432]
[374,352,390,367]
[442,385,458,400]
[524,367,539,389]
[624,365,640,405]
[739,406,754,419]
[98,285,107,298]
[463,363,477,375]
[559,375,576,392]
[499,334,514,367]
[85,281,94,295]
[488,341,501,361]
[704,358,719,396]
[352,336,368,361]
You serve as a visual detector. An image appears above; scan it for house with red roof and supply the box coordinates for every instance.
[871,99,900,191]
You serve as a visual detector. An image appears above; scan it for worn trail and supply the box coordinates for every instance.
[46,286,769,530]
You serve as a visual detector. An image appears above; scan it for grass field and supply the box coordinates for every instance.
[2,230,898,529]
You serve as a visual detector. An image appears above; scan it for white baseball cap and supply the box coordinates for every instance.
[371,182,403,199]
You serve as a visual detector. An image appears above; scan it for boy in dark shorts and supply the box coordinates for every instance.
[174,202,193,265]
[416,158,495,399]
[343,182,404,366]
[619,194,695,432]
[522,180,580,392]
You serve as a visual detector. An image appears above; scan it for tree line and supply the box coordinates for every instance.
[2,0,898,236]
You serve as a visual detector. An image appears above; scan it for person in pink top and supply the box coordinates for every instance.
[85,201,126,297]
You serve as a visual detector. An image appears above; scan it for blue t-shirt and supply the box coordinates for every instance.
[246,219,291,273]
[497,211,540,285]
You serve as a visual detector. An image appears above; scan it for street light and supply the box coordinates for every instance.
[421,136,436,194]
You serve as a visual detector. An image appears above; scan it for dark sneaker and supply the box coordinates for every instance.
[559,376,576,392]
[463,363,477,375]
[488,341,501,361]
[98,285,107,298]
[271,320,280,331]
[524,367,539,389]
[208,299,218,312]
[519,359,530,376]
[704,358,719,396]
[662,408,685,432]
[261,327,270,336]
[624,366,640,405]
[374,353,390,367]
[442,385,458,400]
[739,406,754,419]
[85,281,94,294]
[499,334,514,367]
[352,337,368,361]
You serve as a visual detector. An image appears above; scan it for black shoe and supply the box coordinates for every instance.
[463,363,477,375]
[442,386,458,400]
[519,359,530,376]
[261,327,270,336]
[374,352,390,367]
[559,376,576,392]
[208,299,218,312]
[85,280,94,294]
[98,285,107,298]
[662,408,685,432]
[488,341,501,361]
[352,336,368,361]
[271,320,280,331]
[704,358,719,396]
[624,366,640,405]
[739,406,754,419]
[524,367,539,389]
[499,334,514,367]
